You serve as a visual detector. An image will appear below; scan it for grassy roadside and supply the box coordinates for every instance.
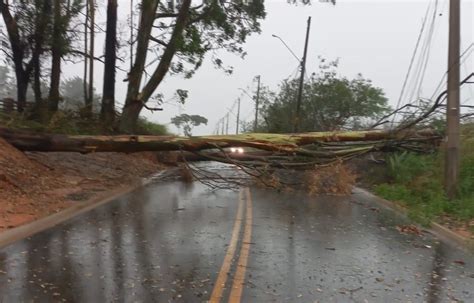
[374,124,474,231]
[0,111,169,135]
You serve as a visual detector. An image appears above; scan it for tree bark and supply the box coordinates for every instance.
[86,0,95,116]
[139,0,191,103]
[32,59,42,104]
[119,0,159,133]
[119,100,143,133]
[32,0,51,106]
[49,0,62,112]
[0,127,441,154]
[119,0,191,133]
[83,0,89,106]
[101,0,118,126]
[16,76,29,112]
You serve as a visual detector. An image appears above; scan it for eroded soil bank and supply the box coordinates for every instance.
[0,138,165,231]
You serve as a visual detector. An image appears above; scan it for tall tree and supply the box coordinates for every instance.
[48,0,83,112]
[85,0,95,116]
[171,114,208,137]
[119,0,265,133]
[259,60,390,132]
[0,0,34,112]
[83,0,89,105]
[32,0,52,105]
[2,0,83,114]
[101,0,118,125]
[49,0,63,111]
[119,0,160,133]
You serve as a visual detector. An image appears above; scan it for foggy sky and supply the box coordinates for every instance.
[4,0,474,135]
[128,0,474,135]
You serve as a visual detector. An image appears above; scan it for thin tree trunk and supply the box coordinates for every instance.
[32,0,51,106]
[86,0,95,116]
[129,0,134,71]
[16,76,28,112]
[32,62,42,104]
[101,0,118,126]
[83,0,89,106]
[49,0,62,112]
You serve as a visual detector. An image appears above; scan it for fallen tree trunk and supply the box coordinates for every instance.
[0,127,441,154]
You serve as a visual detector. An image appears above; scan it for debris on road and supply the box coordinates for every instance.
[396,224,422,236]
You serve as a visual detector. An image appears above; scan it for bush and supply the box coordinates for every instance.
[387,152,438,184]
[1,111,169,136]
[0,110,106,135]
[374,142,474,225]
[135,118,169,135]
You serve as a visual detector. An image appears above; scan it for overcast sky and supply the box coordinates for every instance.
[138,0,473,135]
[4,0,472,135]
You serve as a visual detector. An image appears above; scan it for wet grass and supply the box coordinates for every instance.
[0,111,168,135]
[374,125,474,226]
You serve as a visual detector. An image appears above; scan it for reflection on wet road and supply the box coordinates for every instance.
[0,165,473,302]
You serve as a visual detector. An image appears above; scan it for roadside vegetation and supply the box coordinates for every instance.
[243,58,391,133]
[374,123,474,227]
[0,0,264,134]
[0,109,169,136]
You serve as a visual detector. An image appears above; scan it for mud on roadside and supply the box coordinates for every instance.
[0,138,166,231]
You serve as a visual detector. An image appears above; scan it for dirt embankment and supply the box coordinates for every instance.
[0,138,165,231]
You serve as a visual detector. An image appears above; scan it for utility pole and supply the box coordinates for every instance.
[445,0,460,199]
[294,16,311,133]
[236,98,241,135]
[254,75,261,132]
[225,113,229,135]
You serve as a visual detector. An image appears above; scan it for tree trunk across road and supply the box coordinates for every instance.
[0,127,440,154]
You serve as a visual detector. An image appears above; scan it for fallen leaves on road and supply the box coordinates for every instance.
[453,260,465,266]
[396,224,422,236]
[306,162,356,195]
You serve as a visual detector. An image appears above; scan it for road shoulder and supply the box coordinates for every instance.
[353,187,474,251]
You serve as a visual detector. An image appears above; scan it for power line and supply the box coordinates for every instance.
[286,64,301,81]
[405,0,438,104]
[430,42,474,100]
[392,1,432,125]
[412,0,439,101]
[462,59,474,103]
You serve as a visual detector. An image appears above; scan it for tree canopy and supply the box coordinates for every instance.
[119,0,266,133]
[171,114,208,137]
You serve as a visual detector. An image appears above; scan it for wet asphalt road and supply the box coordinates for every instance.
[1,164,473,303]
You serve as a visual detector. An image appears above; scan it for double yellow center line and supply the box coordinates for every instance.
[210,187,253,303]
